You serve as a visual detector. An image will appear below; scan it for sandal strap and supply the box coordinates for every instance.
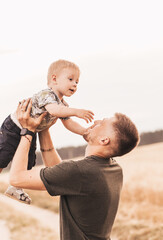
[16,189,29,198]
[5,186,31,203]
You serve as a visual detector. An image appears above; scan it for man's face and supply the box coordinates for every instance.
[83,117,116,144]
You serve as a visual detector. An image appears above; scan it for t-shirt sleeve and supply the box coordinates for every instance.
[40,160,82,196]
[37,89,58,108]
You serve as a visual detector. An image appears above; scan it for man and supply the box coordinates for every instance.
[10,99,139,240]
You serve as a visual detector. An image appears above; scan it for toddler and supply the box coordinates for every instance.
[0,59,94,204]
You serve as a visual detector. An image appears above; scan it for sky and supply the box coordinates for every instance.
[0,0,163,148]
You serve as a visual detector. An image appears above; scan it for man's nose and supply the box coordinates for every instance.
[94,120,100,124]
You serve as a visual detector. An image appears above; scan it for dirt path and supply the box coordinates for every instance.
[0,172,60,239]
[0,194,60,234]
[0,194,118,240]
[0,220,11,240]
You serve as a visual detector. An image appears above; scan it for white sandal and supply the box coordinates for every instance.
[4,186,32,204]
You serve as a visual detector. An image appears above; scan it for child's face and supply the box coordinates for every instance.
[54,67,79,98]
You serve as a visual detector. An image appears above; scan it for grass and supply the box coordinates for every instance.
[0,201,58,240]
[25,189,59,213]
[0,182,59,213]
[111,185,163,240]
[111,142,163,240]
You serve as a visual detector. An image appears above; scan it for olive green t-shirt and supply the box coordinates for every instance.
[40,156,123,240]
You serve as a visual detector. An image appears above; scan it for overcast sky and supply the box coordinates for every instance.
[0,0,163,148]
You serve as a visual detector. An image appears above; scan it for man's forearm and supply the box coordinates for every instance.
[39,130,61,167]
[10,136,45,190]
[10,136,31,176]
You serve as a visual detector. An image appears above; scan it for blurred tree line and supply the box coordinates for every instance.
[35,129,163,164]
[139,130,163,146]
[36,145,86,165]
[5,129,163,170]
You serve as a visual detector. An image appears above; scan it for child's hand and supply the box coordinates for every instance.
[75,109,94,123]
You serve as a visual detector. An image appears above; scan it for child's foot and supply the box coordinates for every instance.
[4,186,31,204]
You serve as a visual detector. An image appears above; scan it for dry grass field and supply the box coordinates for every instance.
[111,142,163,240]
[0,201,58,240]
[0,142,162,240]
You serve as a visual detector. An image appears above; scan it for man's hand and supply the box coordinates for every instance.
[17,99,47,132]
[75,109,94,123]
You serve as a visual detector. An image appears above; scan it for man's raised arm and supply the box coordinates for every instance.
[10,99,50,190]
[39,128,61,167]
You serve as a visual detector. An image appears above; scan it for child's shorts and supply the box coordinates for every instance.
[0,115,37,170]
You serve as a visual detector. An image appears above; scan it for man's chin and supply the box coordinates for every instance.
[83,133,88,142]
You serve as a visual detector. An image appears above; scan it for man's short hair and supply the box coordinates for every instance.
[47,59,80,85]
[112,113,139,156]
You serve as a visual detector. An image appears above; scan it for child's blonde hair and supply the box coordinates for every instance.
[47,59,80,85]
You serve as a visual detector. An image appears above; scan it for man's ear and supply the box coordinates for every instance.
[99,137,110,146]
